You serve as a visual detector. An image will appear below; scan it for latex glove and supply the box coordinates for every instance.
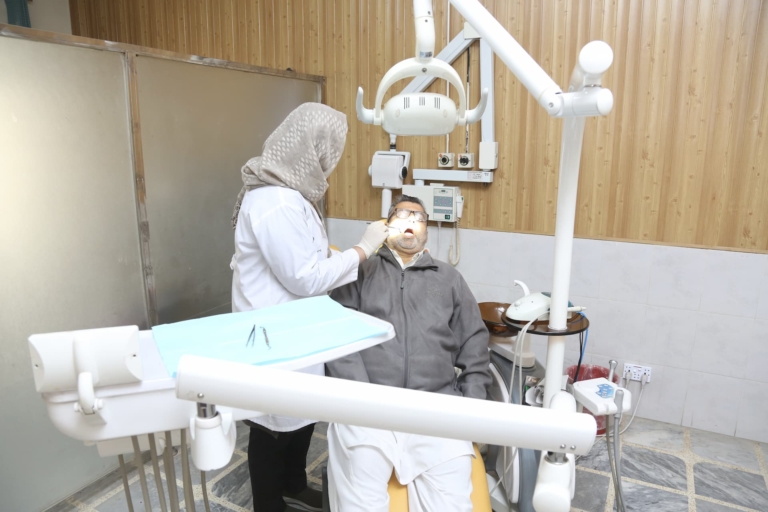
[355,220,389,258]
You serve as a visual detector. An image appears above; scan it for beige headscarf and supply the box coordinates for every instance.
[232,103,348,228]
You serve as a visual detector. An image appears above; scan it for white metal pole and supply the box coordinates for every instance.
[543,116,586,407]
[448,0,563,116]
[176,356,597,455]
[479,39,495,144]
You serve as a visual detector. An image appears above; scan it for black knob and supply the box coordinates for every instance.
[401,167,408,179]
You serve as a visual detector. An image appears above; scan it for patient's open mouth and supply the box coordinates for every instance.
[403,228,415,237]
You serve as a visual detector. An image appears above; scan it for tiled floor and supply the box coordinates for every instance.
[45,418,768,512]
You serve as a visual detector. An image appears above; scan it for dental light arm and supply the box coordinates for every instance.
[448,0,613,118]
[176,356,596,455]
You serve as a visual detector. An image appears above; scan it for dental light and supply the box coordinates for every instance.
[356,0,488,136]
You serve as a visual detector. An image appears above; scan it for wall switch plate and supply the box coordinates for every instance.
[623,364,652,383]
[438,153,454,168]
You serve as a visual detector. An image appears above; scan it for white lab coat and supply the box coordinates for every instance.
[231,185,359,431]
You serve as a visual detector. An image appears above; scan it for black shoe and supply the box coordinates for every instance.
[283,487,323,512]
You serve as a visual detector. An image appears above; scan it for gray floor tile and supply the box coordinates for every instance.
[695,499,743,512]
[621,418,686,452]
[307,435,329,466]
[181,499,238,511]
[167,446,242,487]
[693,462,768,510]
[572,469,609,512]
[66,465,132,507]
[98,470,185,512]
[577,439,611,473]
[308,462,326,491]
[211,458,253,509]
[236,421,251,451]
[55,452,153,508]
[621,481,689,511]
[690,428,761,471]
[314,421,329,436]
[42,499,80,512]
[621,444,687,491]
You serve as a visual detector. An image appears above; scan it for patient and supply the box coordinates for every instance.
[326,195,491,512]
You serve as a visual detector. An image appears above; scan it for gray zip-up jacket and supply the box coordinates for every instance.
[327,245,491,401]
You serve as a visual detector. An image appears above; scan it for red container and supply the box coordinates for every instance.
[566,364,619,436]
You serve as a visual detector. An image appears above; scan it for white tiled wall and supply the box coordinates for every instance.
[326,218,768,443]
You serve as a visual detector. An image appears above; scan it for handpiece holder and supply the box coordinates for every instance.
[189,402,236,471]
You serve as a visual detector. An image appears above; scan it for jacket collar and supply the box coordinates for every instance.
[378,244,438,270]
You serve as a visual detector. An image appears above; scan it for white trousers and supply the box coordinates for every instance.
[328,424,474,512]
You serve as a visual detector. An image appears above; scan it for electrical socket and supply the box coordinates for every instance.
[623,364,652,383]
[438,153,454,168]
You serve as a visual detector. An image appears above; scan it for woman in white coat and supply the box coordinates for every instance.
[230,103,388,512]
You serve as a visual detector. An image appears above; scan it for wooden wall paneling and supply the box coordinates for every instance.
[293,0,304,74]
[276,0,288,69]
[727,2,768,249]
[657,0,698,243]
[611,0,643,240]
[511,0,526,232]
[577,0,607,239]
[573,0,593,237]
[528,0,546,233]
[691,2,733,243]
[65,0,768,253]
[362,0,371,217]
[591,0,614,236]
[677,0,715,244]
[604,0,632,238]
[626,0,658,242]
[245,0,255,65]
[493,0,511,231]
[224,0,234,61]
[694,0,738,246]
[235,0,246,64]
[545,0,567,234]
[636,0,670,243]
[717,0,762,248]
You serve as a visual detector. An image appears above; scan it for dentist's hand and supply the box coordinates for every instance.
[354,220,389,260]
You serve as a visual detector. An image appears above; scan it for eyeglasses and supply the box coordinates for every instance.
[389,208,428,223]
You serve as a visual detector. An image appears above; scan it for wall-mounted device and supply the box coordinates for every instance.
[369,150,410,218]
[438,152,455,168]
[402,184,462,222]
[458,153,474,169]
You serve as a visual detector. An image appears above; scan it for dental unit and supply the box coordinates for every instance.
[27,2,631,511]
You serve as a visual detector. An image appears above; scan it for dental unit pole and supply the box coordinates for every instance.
[445,0,614,413]
[357,1,614,510]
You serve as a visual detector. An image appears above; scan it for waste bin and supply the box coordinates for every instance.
[566,364,619,436]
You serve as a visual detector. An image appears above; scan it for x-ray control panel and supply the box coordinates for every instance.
[402,185,460,222]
